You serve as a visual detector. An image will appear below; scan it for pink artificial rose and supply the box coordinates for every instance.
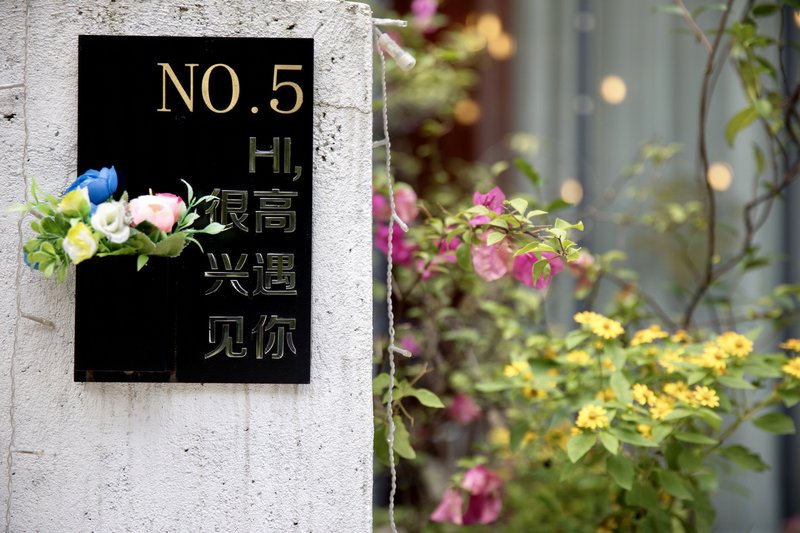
[470,186,506,226]
[471,235,512,281]
[512,252,564,290]
[394,183,419,223]
[430,488,464,525]
[372,193,390,221]
[447,393,481,424]
[375,223,417,266]
[128,193,185,232]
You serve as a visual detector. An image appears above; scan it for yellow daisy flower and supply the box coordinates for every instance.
[663,381,692,402]
[574,311,602,325]
[780,339,800,353]
[783,358,800,379]
[630,324,669,346]
[504,360,530,377]
[637,424,653,439]
[576,404,610,430]
[691,386,720,408]
[592,318,625,340]
[566,350,591,366]
[717,332,753,358]
[631,383,657,406]
[649,396,675,420]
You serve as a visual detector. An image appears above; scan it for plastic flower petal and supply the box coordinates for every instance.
[58,188,90,217]
[91,201,130,243]
[65,166,118,204]
[129,194,182,232]
[62,222,98,264]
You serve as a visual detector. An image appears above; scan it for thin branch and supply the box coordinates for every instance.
[674,0,713,54]
[602,271,679,331]
[681,0,737,329]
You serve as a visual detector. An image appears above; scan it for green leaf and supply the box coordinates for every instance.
[725,106,758,146]
[198,222,227,235]
[607,453,634,490]
[136,255,149,271]
[374,424,390,467]
[753,143,766,175]
[486,232,506,246]
[675,432,717,445]
[600,432,620,455]
[687,370,708,385]
[373,373,391,395]
[406,388,445,408]
[181,178,195,203]
[656,469,694,500]
[507,198,528,215]
[625,480,658,508]
[152,233,187,257]
[566,432,596,463]
[565,330,589,351]
[716,376,755,389]
[514,158,541,187]
[720,445,769,472]
[610,427,658,447]
[752,411,796,434]
[456,243,472,272]
[532,257,551,285]
[752,4,779,17]
[475,381,510,393]
[392,416,416,459]
[610,372,633,405]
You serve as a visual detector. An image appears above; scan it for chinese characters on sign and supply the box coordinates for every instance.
[75,36,313,383]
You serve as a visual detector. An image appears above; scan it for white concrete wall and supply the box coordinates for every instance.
[0,1,374,531]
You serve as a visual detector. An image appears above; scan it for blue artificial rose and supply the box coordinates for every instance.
[23,251,39,270]
[65,165,118,205]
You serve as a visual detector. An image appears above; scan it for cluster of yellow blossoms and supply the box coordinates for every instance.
[781,338,800,378]
[630,324,669,346]
[574,312,624,340]
[575,404,610,430]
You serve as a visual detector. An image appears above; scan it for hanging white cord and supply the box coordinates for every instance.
[374,26,414,533]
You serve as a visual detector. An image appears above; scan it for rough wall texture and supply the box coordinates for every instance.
[0,1,374,531]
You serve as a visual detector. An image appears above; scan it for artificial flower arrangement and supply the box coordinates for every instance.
[16,166,226,280]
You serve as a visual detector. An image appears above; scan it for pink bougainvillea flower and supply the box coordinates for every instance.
[416,237,461,280]
[398,335,420,356]
[430,488,464,525]
[462,492,502,525]
[512,251,564,289]
[411,0,437,32]
[394,183,419,223]
[372,193,390,221]
[447,393,481,424]
[470,186,506,226]
[375,223,417,266]
[471,235,512,281]
[461,465,503,495]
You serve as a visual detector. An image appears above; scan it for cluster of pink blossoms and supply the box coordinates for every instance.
[373,184,565,290]
[430,465,503,525]
[470,187,564,289]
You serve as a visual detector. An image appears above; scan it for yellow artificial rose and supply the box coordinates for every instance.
[62,222,98,264]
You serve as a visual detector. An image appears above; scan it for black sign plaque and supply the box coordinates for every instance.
[74,35,313,383]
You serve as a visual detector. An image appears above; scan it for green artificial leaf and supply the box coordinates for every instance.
[181,178,194,203]
[567,432,596,463]
[752,411,796,434]
[725,106,758,146]
[152,233,187,257]
[406,388,445,408]
[514,158,542,187]
[675,432,717,445]
[720,445,769,472]
[392,416,416,459]
[656,469,694,500]
[199,222,227,235]
[600,432,619,455]
[607,454,634,490]
[610,372,633,405]
[136,254,149,271]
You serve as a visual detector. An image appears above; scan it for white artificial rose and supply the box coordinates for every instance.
[90,201,130,244]
[62,222,98,264]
